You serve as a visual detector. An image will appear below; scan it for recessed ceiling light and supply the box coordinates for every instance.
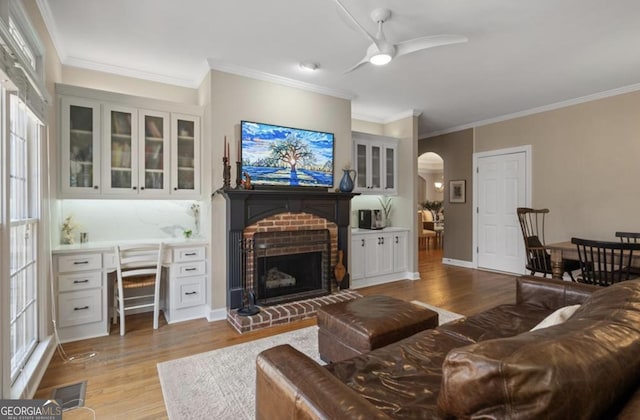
[299,61,319,71]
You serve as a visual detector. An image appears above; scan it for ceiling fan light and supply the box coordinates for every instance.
[370,53,392,65]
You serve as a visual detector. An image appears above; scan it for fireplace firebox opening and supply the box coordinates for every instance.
[251,229,330,306]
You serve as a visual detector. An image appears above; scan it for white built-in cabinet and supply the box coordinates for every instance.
[53,241,208,343]
[353,131,398,195]
[58,85,202,198]
[350,228,408,288]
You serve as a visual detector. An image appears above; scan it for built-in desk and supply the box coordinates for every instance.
[52,239,208,343]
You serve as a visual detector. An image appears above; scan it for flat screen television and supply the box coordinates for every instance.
[241,120,334,188]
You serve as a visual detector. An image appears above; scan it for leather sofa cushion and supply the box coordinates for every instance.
[438,280,640,419]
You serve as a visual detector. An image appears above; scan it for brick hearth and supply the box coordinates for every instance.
[227,290,362,333]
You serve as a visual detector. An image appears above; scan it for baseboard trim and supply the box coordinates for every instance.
[442,258,474,268]
[407,271,420,280]
[207,306,227,322]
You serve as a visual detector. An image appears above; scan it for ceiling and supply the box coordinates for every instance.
[38,0,640,137]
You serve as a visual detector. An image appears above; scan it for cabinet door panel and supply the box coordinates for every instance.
[351,236,366,280]
[172,114,200,196]
[103,105,138,194]
[378,233,394,275]
[60,98,101,195]
[371,145,381,189]
[355,143,368,189]
[140,110,170,195]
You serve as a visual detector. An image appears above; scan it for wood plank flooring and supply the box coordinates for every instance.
[34,248,520,419]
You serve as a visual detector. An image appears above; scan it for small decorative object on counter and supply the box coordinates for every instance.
[80,232,88,243]
[61,215,78,244]
[243,171,252,190]
[334,249,347,289]
[379,196,393,227]
[222,136,231,189]
[339,168,356,193]
[190,202,200,235]
[183,229,193,239]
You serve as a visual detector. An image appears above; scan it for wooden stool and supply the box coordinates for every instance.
[317,295,439,363]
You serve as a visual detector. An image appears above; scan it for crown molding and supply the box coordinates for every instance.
[207,58,355,101]
[426,82,640,137]
[352,109,422,125]
[63,56,201,88]
[383,109,422,123]
[35,0,65,61]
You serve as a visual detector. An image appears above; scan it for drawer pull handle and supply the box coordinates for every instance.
[73,260,89,265]
[74,306,89,311]
[73,279,89,284]
[184,252,197,256]
[185,267,197,272]
[185,291,198,295]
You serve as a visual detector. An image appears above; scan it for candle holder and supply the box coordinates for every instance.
[222,156,231,189]
[234,161,243,189]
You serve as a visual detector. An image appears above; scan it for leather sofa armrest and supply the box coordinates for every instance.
[516,275,599,309]
[256,344,390,420]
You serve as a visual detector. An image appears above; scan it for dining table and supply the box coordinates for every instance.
[547,240,640,279]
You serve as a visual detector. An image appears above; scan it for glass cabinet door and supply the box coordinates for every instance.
[385,146,395,190]
[60,97,101,195]
[140,110,170,195]
[103,105,137,194]
[370,144,381,189]
[171,114,200,195]
[355,143,367,189]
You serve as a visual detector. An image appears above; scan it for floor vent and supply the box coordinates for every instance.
[51,380,87,411]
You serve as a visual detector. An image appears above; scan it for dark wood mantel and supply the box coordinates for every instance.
[218,189,358,309]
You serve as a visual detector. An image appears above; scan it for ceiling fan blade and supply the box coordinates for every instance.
[332,0,380,49]
[396,34,468,58]
[343,54,370,74]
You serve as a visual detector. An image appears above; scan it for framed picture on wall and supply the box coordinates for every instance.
[449,180,466,203]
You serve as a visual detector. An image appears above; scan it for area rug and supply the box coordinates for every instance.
[157,302,464,420]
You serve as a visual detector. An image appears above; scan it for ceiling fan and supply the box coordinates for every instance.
[333,0,468,73]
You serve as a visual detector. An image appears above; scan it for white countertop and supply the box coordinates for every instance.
[52,237,208,254]
[351,227,409,234]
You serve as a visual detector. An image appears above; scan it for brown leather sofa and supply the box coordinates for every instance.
[256,276,640,419]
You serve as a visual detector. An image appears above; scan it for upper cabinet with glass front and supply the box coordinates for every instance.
[60,97,101,196]
[171,114,200,195]
[352,131,398,195]
[58,85,202,199]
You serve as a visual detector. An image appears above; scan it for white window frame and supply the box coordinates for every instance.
[7,1,44,82]
[7,93,41,384]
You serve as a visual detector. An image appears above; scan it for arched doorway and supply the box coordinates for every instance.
[417,152,444,205]
[417,152,444,259]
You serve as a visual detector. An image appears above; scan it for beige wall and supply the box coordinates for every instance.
[420,129,474,262]
[61,66,199,105]
[352,118,384,135]
[208,69,352,308]
[475,91,640,244]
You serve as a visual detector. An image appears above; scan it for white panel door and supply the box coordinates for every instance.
[477,151,527,273]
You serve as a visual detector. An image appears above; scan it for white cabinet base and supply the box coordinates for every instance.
[351,227,409,287]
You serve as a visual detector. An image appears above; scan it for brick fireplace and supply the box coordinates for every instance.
[220,190,356,310]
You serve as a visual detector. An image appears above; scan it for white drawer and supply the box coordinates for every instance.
[58,289,102,327]
[175,261,206,277]
[59,271,102,292]
[176,277,205,309]
[173,246,205,262]
[58,253,102,273]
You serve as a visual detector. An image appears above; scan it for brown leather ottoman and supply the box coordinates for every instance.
[317,295,439,363]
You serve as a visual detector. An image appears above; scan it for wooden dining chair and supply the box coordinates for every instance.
[615,231,640,275]
[113,242,164,336]
[571,237,640,286]
[516,207,580,280]
[418,211,436,250]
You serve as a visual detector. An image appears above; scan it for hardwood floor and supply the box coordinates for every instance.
[34,247,519,418]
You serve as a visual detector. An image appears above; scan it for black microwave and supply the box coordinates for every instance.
[358,209,384,230]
